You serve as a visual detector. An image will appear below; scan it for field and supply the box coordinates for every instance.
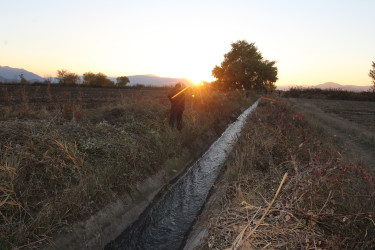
[295,98,375,132]
[0,83,254,248]
[286,98,375,171]
[206,97,375,249]
[2,85,375,248]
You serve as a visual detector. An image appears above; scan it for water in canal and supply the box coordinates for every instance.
[105,99,260,250]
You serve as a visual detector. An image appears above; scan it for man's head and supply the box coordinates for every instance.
[175,83,181,89]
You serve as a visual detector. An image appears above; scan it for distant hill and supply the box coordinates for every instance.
[0,66,192,87]
[277,82,372,92]
[128,75,192,87]
[315,82,372,92]
[0,75,8,82]
[0,66,44,82]
[108,75,193,87]
[315,82,342,89]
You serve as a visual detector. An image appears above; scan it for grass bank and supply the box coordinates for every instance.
[207,99,375,249]
[0,85,255,248]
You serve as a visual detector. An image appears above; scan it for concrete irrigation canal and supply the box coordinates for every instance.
[105,99,260,250]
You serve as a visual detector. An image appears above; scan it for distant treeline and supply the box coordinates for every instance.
[284,87,375,101]
[55,70,129,88]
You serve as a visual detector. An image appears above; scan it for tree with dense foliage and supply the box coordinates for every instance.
[116,76,130,87]
[83,72,114,87]
[212,40,278,91]
[369,61,375,91]
[57,70,79,85]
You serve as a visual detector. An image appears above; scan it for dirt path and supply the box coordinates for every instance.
[286,98,375,173]
[316,118,375,171]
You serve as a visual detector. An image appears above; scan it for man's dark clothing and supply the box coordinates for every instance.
[168,85,185,131]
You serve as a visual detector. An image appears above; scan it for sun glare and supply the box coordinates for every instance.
[190,78,208,86]
[188,75,214,86]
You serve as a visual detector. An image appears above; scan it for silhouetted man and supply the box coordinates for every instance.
[168,83,185,131]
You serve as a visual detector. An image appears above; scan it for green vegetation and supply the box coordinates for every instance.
[0,84,254,248]
[284,87,375,101]
[57,69,80,85]
[83,72,114,87]
[116,76,130,87]
[212,40,278,91]
[207,100,374,248]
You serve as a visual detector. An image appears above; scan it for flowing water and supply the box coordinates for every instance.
[105,99,260,250]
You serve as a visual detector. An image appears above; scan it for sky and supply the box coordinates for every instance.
[1,0,374,86]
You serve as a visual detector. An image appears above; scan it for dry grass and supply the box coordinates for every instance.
[0,85,255,248]
[207,100,375,249]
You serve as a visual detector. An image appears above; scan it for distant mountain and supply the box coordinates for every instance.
[128,75,192,87]
[315,82,372,92]
[108,75,193,87]
[0,66,193,87]
[0,75,8,82]
[315,82,342,89]
[0,66,44,82]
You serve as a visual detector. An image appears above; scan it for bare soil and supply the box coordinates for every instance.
[286,98,375,173]
[301,98,375,132]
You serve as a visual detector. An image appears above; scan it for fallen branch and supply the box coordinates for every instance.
[229,172,288,249]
